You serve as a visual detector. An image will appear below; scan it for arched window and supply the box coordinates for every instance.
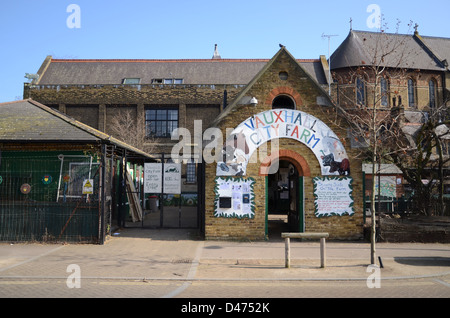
[356,77,366,106]
[380,77,389,107]
[429,79,437,109]
[408,78,416,108]
[272,95,295,109]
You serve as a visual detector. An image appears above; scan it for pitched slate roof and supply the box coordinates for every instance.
[420,35,450,68]
[36,58,328,85]
[0,100,98,142]
[0,99,153,158]
[330,30,449,71]
[210,47,334,127]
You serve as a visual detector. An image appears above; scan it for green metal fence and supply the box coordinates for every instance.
[0,151,101,243]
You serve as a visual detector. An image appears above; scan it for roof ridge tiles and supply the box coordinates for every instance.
[50,58,320,63]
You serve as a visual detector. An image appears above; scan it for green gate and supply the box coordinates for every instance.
[0,151,100,243]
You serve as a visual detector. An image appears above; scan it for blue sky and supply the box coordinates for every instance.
[1,0,449,103]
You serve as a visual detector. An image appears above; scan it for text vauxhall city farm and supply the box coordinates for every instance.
[181,302,270,315]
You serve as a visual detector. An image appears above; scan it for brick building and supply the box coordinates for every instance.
[330,29,449,115]
[23,29,449,240]
[330,30,450,216]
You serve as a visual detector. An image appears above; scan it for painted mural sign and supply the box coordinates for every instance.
[313,176,354,217]
[375,176,397,198]
[216,109,350,177]
[214,177,255,219]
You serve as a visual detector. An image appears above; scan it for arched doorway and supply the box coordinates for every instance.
[265,159,304,240]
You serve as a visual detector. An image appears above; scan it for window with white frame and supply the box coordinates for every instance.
[123,78,141,84]
[152,78,183,84]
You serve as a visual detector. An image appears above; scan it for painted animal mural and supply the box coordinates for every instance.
[320,136,350,176]
[321,153,350,176]
[218,132,250,176]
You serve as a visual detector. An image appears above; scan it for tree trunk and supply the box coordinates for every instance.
[370,152,377,265]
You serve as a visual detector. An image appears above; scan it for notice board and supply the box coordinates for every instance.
[214,177,255,219]
[313,176,354,217]
[144,163,181,194]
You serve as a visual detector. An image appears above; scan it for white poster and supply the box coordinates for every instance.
[144,163,162,193]
[313,177,354,217]
[163,163,181,194]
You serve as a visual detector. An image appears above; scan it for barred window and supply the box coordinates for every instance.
[186,160,196,183]
[145,108,178,138]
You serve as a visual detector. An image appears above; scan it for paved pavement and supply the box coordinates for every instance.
[0,228,449,300]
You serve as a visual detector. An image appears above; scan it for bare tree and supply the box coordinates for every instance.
[328,21,417,264]
[385,103,450,216]
[108,107,159,154]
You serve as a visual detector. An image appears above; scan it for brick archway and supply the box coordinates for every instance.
[259,149,311,176]
[265,86,303,107]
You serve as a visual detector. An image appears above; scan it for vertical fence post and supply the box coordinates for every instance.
[285,237,291,268]
[320,237,326,268]
[100,143,106,245]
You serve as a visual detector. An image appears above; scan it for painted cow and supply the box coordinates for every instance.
[322,153,350,176]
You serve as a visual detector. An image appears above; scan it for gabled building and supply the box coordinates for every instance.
[21,29,449,239]
[330,29,450,215]
[330,29,449,116]
[24,45,364,240]
[24,50,329,157]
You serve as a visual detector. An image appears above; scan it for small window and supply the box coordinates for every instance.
[186,160,196,183]
[429,79,437,109]
[356,77,366,106]
[153,78,183,84]
[408,78,417,108]
[380,77,389,107]
[279,72,288,80]
[123,78,141,84]
[272,95,295,109]
[442,140,450,156]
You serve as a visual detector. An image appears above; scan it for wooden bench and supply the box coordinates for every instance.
[281,232,329,268]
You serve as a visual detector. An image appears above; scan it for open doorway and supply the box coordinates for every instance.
[267,160,303,240]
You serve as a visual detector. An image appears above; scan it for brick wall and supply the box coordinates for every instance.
[26,84,236,155]
[204,50,364,241]
[332,69,445,110]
